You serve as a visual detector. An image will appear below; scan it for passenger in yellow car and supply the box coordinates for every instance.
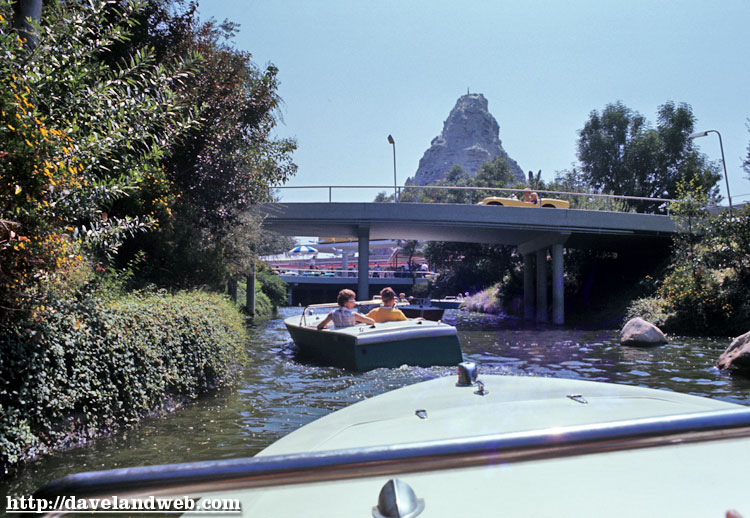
[366,287,407,323]
[522,187,540,205]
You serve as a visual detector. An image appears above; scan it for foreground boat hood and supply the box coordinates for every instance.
[35,374,750,517]
[214,375,750,517]
[258,375,734,454]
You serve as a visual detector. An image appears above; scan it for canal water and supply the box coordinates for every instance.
[3,307,750,498]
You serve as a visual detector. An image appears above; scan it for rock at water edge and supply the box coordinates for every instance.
[620,317,667,347]
[717,330,750,375]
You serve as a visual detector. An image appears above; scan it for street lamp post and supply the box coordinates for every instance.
[387,134,398,202]
[688,129,733,217]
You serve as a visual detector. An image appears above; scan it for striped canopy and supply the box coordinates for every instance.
[289,245,318,254]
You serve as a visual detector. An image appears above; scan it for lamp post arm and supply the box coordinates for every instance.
[689,129,733,217]
[388,135,398,203]
[706,130,732,218]
[710,130,733,216]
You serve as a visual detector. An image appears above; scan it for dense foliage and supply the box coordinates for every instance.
[1,0,196,321]
[577,101,721,211]
[627,182,750,335]
[0,0,293,471]
[397,157,518,204]
[1,0,296,313]
[0,289,248,470]
[108,2,296,287]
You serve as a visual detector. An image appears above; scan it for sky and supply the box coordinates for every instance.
[197,0,750,206]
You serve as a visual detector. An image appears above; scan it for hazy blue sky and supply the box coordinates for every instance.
[197,0,750,205]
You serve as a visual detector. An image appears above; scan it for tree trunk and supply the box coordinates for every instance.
[12,0,42,48]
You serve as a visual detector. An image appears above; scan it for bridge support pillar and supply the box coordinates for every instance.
[552,244,564,325]
[535,249,548,323]
[357,226,370,300]
[287,285,294,306]
[523,253,535,320]
[520,233,570,326]
[246,261,256,317]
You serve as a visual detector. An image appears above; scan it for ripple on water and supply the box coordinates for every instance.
[2,307,748,499]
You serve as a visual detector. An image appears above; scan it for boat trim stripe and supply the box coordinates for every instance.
[34,407,750,505]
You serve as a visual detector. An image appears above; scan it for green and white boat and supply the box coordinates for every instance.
[284,302,463,371]
[35,365,750,517]
[429,296,464,309]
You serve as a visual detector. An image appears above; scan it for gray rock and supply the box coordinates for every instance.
[620,317,667,347]
[411,94,525,186]
[717,330,750,374]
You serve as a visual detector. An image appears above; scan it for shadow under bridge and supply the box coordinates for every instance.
[260,202,677,325]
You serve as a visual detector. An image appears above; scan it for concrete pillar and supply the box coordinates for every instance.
[246,262,256,317]
[341,251,349,276]
[523,253,535,320]
[228,278,237,303]
[552,244,564,325]
[535,249,548,323]
[287,286,293,306]
[357,226,370,300]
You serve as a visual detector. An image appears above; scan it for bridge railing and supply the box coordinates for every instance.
[274,185,677,214]
[274,267,434,280]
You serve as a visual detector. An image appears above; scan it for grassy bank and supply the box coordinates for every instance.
[0,290,249,473]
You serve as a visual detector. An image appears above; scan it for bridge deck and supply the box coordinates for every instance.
[261,202,676,252]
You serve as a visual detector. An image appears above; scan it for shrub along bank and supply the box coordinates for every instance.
[0,290,249,473]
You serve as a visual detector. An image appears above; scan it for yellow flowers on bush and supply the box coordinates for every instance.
[1,0,196,319]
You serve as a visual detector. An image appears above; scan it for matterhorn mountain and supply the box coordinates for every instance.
[410,93,525,186]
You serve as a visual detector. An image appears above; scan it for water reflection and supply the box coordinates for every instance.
[2,307,749,498]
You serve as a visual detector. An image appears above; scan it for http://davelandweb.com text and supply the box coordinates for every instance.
[6,495,242,514]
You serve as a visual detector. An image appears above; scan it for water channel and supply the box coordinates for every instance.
[3,307,750,500]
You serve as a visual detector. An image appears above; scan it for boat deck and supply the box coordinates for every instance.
[220,375,750,517]
[35,375,750,517]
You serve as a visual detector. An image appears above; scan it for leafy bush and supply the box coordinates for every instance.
[0,290,248,471]
[625,296,676,329]
[236,280,273,316]
[0,0,195,318]
[463,284,504,314]
[256,264,287,308]
[626,202,750,336]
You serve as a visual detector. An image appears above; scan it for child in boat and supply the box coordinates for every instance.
[366,287,408,323]
[316,289,375,329]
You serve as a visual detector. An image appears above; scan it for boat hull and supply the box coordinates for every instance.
[284,316,462,371]
[429,298,463,309]
[400,305,445,321]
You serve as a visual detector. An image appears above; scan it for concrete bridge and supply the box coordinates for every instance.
[261,201,677,324]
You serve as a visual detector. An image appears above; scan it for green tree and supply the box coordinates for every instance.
[577,101,720,211]
[399,165,471,203]
[424,241,520,298]
[470,156,519,201]
[0,0,195,318]
[108,2,297,288]
[629,179,750,334]
[397,239,421,286]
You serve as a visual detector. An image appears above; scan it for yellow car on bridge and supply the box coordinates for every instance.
[478,195,570,209]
